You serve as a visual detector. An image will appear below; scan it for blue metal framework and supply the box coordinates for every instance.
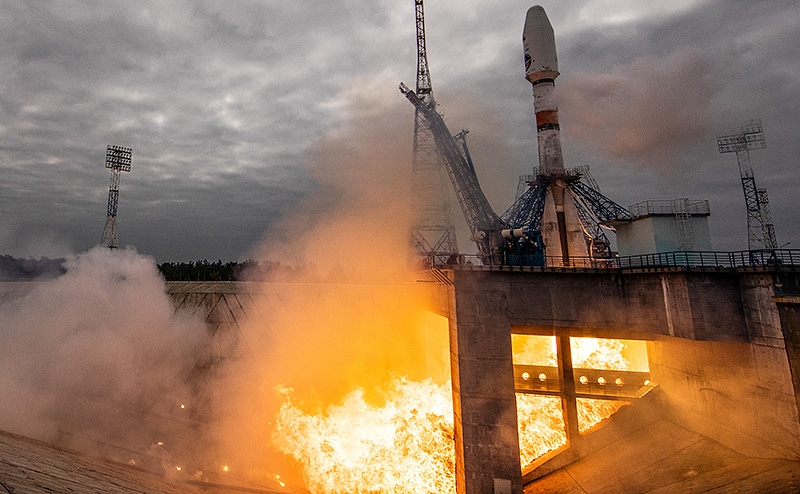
[569,180,632,224]
[501,179,548,232]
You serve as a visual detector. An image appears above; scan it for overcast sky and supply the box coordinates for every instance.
[1,0,798,262]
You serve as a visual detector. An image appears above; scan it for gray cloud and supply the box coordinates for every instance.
[1,0,798,259]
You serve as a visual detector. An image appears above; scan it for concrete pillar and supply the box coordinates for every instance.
[449,272,523,494]
[556,336,580,450]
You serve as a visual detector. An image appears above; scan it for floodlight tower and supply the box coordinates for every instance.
[409,0,459,262]
[100,145,132,249]
[717,120,777,250]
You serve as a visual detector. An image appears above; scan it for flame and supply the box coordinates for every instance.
[272,337,643,492]
[516,395,566,466]
[514,336,641,467]
[273,378,454,494]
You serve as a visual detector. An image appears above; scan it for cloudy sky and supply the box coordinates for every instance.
[1,0,798,262]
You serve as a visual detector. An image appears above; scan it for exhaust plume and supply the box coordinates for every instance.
[206,82,454,488]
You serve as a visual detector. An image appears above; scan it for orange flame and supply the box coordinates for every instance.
[273,378,455,494]
[272,337,643,492]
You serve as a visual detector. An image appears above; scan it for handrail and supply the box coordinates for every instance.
[424,249,800,270]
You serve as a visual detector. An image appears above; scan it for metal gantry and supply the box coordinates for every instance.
[401,84,504,261]
[409,0,459,261]
[502,174,631,259]
[101,145,132,249]
[717,120,777,250]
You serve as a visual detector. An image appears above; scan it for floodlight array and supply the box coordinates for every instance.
[106,145,132,171]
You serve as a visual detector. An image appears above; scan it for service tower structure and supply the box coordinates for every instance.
[409,0,459,262]
[522,6,588,262]
[100,145,132,249]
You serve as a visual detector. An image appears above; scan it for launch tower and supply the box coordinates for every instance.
[400,6,631,266]
[408,0,459,262]
[100,145,132,249]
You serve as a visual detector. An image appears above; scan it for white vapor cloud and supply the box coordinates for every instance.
[0,247,210,467]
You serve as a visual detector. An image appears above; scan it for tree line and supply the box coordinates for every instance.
[0,255,281,282]
[157,259,284,281]
[0,255,67,280]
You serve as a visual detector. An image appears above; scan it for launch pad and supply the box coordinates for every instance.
[424,261,800,493]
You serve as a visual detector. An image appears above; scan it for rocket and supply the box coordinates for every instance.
[523,5,563,173]
[523,6,589,262]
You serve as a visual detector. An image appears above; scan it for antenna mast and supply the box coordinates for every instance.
[409,0,458,261]
[717,119,777,250]
[100,145,132,249]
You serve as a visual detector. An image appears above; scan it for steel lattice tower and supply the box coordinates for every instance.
[409,0,458,261]
[100,145,132,249]
[717,120,777,250]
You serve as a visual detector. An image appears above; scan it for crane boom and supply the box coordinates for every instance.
[400,83,504,259]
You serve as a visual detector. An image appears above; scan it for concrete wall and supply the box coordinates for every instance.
[445,269,752,342]
[649,336,800,459]
[449,271,524,494]
[616,215,713,256]
[441,267,800,493]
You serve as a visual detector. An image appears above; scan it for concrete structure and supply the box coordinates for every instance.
[425,264,800,493]
[4,271,800,493]
[0,427,285,493]
[616,200,713,256]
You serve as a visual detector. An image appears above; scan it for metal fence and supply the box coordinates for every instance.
[426,249,800,270]
[628,199,710,218]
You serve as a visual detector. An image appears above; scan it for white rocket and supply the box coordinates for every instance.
[523,6,589,261]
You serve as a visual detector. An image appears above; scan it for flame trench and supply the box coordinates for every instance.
[271,326,647,493]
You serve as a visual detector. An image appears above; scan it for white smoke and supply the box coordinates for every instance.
[0,246,210,469]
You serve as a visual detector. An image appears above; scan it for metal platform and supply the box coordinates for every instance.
[514,365,655,400]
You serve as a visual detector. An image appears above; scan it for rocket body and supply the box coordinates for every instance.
[523,5,564,173]
[523,6,588,261]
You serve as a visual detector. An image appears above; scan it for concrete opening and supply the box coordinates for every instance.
[511,334,653,471]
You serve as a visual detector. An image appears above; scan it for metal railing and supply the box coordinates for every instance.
[618,249,799,269]
[628,199,710,218]
[424,249,800,270]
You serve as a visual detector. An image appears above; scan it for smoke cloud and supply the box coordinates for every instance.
[206,80,452,487]
[0,247,210,470]
[560,47,726,172]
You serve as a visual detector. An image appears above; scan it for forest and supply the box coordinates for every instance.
[0,255,278,281]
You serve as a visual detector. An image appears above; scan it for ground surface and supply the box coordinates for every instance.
[525,418,800,493]
[0,428,287,494]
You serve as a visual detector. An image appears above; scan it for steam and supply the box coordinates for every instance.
[206,81,453,485]
[0,247,209,468]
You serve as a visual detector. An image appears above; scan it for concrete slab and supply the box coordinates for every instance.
[0,428,291,493]
[0,428,197,493]
[526,419,800,494]
[563,420,702,492]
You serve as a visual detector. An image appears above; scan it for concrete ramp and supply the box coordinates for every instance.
[525,408,800,493]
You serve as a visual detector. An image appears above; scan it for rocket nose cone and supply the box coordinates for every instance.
[523,5,559,80]
[524,5,550,31]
